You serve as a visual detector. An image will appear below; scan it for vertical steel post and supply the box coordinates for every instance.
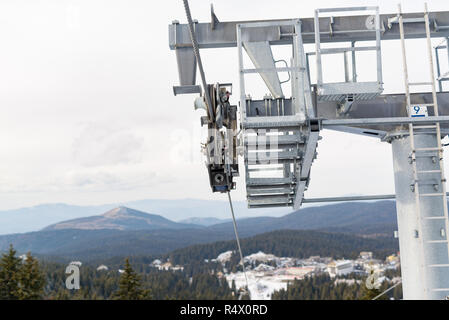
[391,133,449,300]
[446,37,449,71]
[344,51,350,83]
[375,7,383,86]
[435,46,443,92]
[351,41,357,82]
[314,9,323,88]
[293,20,305,117]
[236,24,246,122]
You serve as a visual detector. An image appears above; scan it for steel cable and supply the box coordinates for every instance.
[182,0,215,122]
[227,191,250,299]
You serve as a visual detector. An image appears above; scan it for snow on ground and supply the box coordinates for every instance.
[214,250,234,263]
[253,263,275,272]
[244,251,277,263]
[226,271,291,300]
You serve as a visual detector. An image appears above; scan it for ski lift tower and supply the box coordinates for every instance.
[169,3,449,299]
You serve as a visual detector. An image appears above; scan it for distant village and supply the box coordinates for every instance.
[70,250,401,300]
[209,250,401,299]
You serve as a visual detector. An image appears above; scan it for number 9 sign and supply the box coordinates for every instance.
[410,105,428,118]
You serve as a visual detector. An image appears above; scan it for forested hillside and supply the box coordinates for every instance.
[42,261,234,300]
[209,201,397,237]
[165,230,399,266]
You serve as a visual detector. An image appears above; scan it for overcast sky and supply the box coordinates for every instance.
[0,0,448,211]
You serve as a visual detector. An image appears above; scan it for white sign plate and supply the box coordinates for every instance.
[410,105,428,118]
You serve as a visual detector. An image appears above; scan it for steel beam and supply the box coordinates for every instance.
[322,116,449,127]
[245,92,449,129]
[169,11,449,50]
[303,194,395,203]
[303,193,449,203]
[317,92,449,133]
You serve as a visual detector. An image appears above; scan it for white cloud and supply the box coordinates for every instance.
[72,122,144,167]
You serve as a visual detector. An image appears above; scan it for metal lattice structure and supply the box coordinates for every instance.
[314,6,383,102]
[237,20,317,209]
[170,3,449,299]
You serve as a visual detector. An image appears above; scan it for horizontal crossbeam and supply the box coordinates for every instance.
[321,115,449,127]
[169,11,449,49]
[303,192,449,203]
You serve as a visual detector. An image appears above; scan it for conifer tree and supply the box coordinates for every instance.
[231,279,236,294]
[0,244,22,299]
[115,258,150,300]
[360,277,387,300]
[360,283,384,300]
[17,252,45,300]
[54,288,70,300]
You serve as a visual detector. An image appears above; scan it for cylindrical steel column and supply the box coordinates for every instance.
[390,133,449,300]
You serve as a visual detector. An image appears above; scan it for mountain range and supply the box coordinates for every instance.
[209,200,398,237]
[43,207,198,231]
[0,201,399,261]
[0,199,290,235]
[179,217,230,226]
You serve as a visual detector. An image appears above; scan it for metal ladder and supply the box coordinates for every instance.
[398,3,449,298]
